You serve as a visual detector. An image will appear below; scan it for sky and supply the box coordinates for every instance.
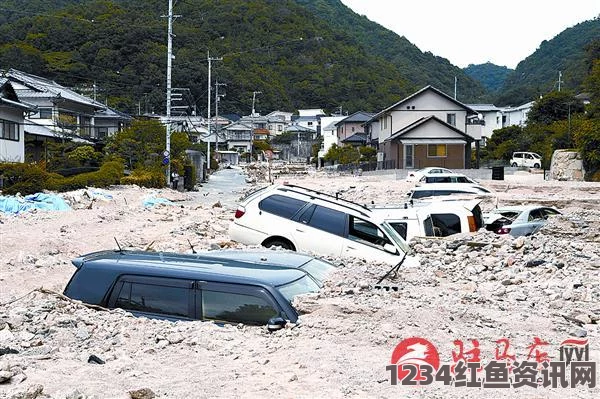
[339,0,600,69]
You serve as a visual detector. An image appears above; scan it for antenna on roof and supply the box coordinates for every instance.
[114,237,123,252]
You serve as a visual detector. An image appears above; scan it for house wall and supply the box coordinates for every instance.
[0,106,25,162]
[319,116,345,159]
[336,122,364,141]
[377,91,469,143]
[413,144,465,169]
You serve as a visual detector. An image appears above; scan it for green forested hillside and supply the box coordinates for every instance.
[496,18,600,106]
[293,0,489,102]
[0,0,488,117]
[463,62,512,93]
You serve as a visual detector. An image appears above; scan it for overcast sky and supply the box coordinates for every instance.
[339,0,600,69]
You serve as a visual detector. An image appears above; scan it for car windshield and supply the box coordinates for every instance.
[299,259,337,287]
[380,221,410,254]
[277,275,320,304]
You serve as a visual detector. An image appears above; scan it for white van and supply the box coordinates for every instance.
[370,199,484,242]
[229,184,418,266]
[510,152,542,168]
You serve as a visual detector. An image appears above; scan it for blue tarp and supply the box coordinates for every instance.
[142,197,175,207]
[0,193,71,214]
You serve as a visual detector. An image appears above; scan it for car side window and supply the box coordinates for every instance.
[259,194,307,219]
[201,289,278,325]
[113,277,193,319]
[348,216,390,248]
[412,190,431,199]
[514,153,522,159]
[528,209,544,221]
[390,222,408,240]
[297,204,316,224]
[424,214,461,237]
[307,205,346,236]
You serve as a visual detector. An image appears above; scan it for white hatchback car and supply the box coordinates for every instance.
[510,152,542,168]
[408,183,494,201]
[229,184,418,266]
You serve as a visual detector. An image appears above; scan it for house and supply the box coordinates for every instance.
[293,108,325,134]
[465,104,504,145]
[4,69,130,162]
[0,78,34,162]
[500,101,534,128]
[266,110,293,136]
[317,115,345,166]
[368,86,480,169]
[223,122,253,153]
[335,111,374,142]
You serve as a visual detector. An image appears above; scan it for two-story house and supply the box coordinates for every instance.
[367,86,480,169]
[224,121,253,153]
[265,110,293,137]
[292,108,325,136]
[465,104,503,146]
[317,115,345,166]
[336,111,374,147]
[5,69,130,162]
[0,78,34,162]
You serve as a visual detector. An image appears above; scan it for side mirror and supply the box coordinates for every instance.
[383,243,399,255]
[267,316,287,332]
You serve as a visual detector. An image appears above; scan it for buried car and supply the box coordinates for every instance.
[484,205,561,236]
[405,167,455,182]
[229,184,418,266]
[63,249,336,328]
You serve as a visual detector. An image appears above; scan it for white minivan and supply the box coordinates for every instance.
[510,152,542,168]
[229,184,418,266]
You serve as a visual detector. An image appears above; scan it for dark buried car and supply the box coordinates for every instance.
[63,249,335,329]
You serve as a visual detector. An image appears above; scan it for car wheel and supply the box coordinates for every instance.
[534,163,540,169]
[263,238,295,251]
[511,163,517,167]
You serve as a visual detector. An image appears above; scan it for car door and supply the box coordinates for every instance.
[342,215,401,264]
[291,204,345,257]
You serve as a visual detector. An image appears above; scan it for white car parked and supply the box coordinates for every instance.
[405,167,455,182]
[416,172,478,185]
[510,152,542,168]
[229,184,418,266]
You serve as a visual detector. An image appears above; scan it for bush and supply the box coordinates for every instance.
[46,161,124,192]
[0,162,48,195]
[120,167,166,188]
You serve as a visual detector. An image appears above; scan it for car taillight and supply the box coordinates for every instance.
[234,208,245,219]
[495,227,511,234]
[467,215,477,232]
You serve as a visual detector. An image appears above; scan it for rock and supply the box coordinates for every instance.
[87,354,105,365]
[512,237,526,249]
[570,328,588,338]
[0,370,13,383]
[9,384,44,399]
[129,388,156,399]
[0,326,15,342]
[166,333,184,344]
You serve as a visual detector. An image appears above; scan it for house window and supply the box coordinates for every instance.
[308,121,313,126]
[31,107,52,119]
[278,125,282,132]
[0,119,19,141]
[427,144,447,158]
[446,113,456,126]
[96,127,109,139]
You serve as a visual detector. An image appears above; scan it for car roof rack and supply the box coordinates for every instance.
[278,184,372,215]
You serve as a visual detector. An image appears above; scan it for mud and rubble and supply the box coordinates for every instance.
[1,169,599,398]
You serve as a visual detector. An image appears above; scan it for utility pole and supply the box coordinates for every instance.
[250,91,261,162]
[557,71,563,92]
[215,81,226,155]
[162,0,179,185]
[206,51,223,171]
[454,76,457,100]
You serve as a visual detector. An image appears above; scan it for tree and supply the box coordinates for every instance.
[527,91,584,125]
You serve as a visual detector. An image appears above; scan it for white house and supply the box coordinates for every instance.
[293,108,325,134]
[317,115,345,165]
[465,104,504,145]
[501,101,534,127]
[0,78,34,162]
